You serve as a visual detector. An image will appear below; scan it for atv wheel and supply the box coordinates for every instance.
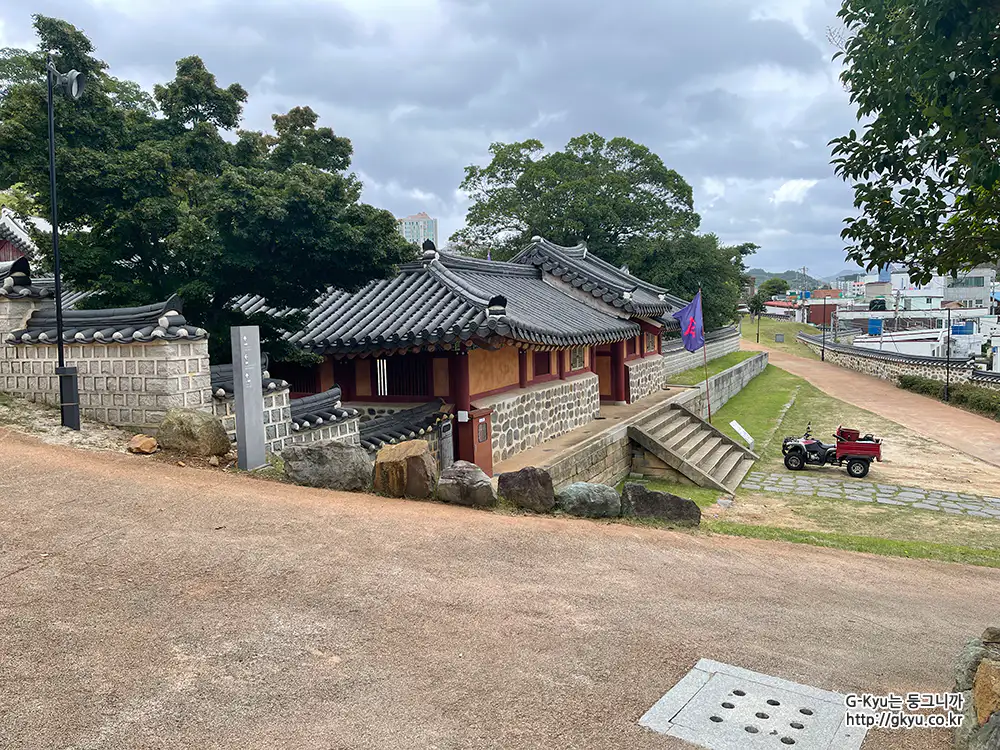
[846,458,870,478]
[784,452,805,471]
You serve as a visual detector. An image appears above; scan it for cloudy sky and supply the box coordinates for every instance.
[1,0,863,277]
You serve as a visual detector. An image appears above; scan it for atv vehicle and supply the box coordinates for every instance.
[782,423,882,478]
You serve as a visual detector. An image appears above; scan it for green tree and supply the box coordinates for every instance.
[0,16,413,361]
[830,0,1000,282]
[748,293,766,318]
[453,134,700,263]
[758,278,789,300]
[454,133,753,328]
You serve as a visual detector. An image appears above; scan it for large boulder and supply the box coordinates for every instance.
[498,466,555,513]
[436,460,497,508]
[621,483,701,525]
[282,439,373,492]
[157,408,231,457]
[374,440,437,499]
[556,482,621,518]
[957,639,990,692]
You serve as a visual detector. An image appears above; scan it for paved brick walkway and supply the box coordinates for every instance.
[741,471,1000,519]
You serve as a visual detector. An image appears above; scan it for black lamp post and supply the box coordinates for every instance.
[944,306,952,403]
[821,297,828,361]
[46,54,84,430]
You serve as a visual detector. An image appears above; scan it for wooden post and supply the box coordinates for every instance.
[518,348,528,388]
[450,350,471,411]
[558,349,566,379]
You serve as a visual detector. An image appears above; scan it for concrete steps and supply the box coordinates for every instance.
[631,403,759,493]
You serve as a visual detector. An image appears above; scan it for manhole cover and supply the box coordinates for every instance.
[639,659,868,750]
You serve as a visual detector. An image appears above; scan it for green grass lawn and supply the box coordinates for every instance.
[627,364,1000,569]
[668,351,758,385]
[740,315,821,359]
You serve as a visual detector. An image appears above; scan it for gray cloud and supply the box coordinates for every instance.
[1,0,860,275]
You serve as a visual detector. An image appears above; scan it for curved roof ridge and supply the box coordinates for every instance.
[435,252,541,278]
[426,260,493,308]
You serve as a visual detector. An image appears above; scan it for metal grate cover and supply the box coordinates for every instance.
[639,659,868,750]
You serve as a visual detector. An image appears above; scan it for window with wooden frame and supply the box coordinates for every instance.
[644,332,657,353]
[570,347,585,371]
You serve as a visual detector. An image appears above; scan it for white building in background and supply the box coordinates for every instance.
[396,212,439,248]
[852,327,984,359]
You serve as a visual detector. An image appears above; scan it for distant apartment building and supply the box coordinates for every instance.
[396,212,438,248]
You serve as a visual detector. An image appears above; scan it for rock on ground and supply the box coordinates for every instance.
[282,440,373,492]
[127,434,158,454]
[621,483,701,525]
[555,483,621,518]
[436,460,497,508]
[974,658,1000,726]
[957,639,990,692]
[374,440,437,499]
[157,409,231,457]
[498,467,555,513]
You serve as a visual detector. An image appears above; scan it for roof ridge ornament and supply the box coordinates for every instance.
[487,294,507,317]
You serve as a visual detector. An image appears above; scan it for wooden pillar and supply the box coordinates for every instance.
[590,346,598,374]
[558,348,566,379]
[338,358,356,401]
[518,349,528,388]
[611,340,627,403]
[640,334,647,358]
[450,350,471,411]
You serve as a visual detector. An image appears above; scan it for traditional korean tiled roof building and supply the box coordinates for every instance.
[241,237,687,474]
[0,208,36,262]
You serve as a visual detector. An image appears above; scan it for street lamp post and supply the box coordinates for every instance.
[944,307,951,402]
[46,54,84,430]
[821,297,828,361]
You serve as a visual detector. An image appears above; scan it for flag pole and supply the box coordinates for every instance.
[700,287,712,423]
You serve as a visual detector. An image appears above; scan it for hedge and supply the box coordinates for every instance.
[897,375,1000,420]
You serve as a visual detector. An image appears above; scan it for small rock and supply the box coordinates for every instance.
[621,483,701,525]
[127,434,158,454]
[973,659,1000,726]
[436,460,497,508]
[208,456,220,467]
[498,467,556,513]
[176,461,186,467]
[555,483,621,518]
[983,627,1000,645]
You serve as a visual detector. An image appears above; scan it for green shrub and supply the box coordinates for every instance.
[898,374,1000,420]
[950,384,1000,419]
[897,374,944,399]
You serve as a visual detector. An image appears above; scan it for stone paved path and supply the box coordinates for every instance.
[741,471,1000,519]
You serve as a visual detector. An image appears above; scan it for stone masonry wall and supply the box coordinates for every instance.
[661,328,741,380]
[214,389,360,455]
[626,354,665,403]
[350,402,428,423]
[477,372,601,465]
[1,339,212,433]
[544,421,633,491]
[798,338,982,387]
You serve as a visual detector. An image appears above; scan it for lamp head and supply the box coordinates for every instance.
[61,70,84,100]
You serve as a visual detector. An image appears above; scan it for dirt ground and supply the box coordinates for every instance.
[2,430,997,750]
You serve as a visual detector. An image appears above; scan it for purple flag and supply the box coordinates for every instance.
[672,291,705,352]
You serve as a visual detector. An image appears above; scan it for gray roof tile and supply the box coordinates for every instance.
[359,400,453,451]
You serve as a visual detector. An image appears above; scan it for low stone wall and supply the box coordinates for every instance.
[674,352,768,421]
[953,628,1000,750]
[626,354,665,403]
[545,421,633,491]
[214,389,360,454]
[661,327,740,380]
[1,339,212,433]
[798,335,982,387]
[477,372,601,465]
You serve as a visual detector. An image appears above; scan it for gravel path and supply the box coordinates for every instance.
[3,430,998,750]
[742,471,1000,518]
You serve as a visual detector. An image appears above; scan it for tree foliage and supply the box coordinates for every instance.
[454,133,754,329]
[748,293,766,318]
[758,277,790,299]
[0,16,413,361]
[831,0,1000,282]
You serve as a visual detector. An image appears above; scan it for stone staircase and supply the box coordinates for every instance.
[628,403,758,493]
